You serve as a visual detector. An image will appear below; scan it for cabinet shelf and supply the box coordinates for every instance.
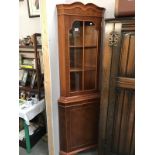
[19,33,44,100]
[70,67,96,72]
[19,86,44,92]
[19,86,38,93]
[19,46,42,53]
[84,66,96,71]
[19,45,42,49]
[84,45,97,48]
[69,45,97,48]
[19,126,46,149]
[19,68,36,71]
[70,67,83,72]
[70,45,83,48]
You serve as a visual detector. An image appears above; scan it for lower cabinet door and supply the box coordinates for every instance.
[59,99,100,154]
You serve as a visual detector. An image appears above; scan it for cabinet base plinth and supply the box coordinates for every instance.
[60,144,97,155]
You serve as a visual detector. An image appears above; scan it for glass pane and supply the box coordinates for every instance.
[84,21,97,90]
[84,48,97,71]
[70,72,82,92]
[84,71,96,90]
[69,21,83,46]
[70,48,83,70]
[84,21,97,47]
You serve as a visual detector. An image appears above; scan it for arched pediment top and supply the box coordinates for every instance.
[57,2,105,17]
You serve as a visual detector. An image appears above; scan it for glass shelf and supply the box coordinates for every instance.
[70,67,96,72]
[69,45,97,48]
[69,45,83,48]
[84,66,96,71]
[70,68,83,72]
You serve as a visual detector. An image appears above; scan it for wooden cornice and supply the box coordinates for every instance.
[56,2,105,17]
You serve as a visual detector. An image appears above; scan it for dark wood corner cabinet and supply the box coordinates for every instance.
[19,33,44,100]
[57,2,105,155]
[99,18,135,155]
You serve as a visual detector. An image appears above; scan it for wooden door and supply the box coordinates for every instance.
[99,19,135,155]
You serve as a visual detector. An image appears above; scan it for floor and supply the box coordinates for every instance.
[19,139,97,155]
[78,149,97,155]
[19,139,48,155]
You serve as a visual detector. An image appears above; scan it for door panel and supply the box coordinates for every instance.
[111,89,135,154]
[114,89,135,155]
[118,33,135,78]
[99,19,135,155]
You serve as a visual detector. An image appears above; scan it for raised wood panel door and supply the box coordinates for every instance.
[99,19,135,155]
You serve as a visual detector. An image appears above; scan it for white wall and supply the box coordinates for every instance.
[42,0,65,154]
[19,0,41,38]
[19,0,115,39]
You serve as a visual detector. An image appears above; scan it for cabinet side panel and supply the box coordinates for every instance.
[57,15,67,96]
[59,106,67,152]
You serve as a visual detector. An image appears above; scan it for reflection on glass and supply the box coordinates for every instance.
[70,72,82,91]
[84,22,97,47]
[69,21,83,46]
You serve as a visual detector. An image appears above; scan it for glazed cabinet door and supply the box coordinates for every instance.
[69,20,100,95]
[99,19,135,155]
